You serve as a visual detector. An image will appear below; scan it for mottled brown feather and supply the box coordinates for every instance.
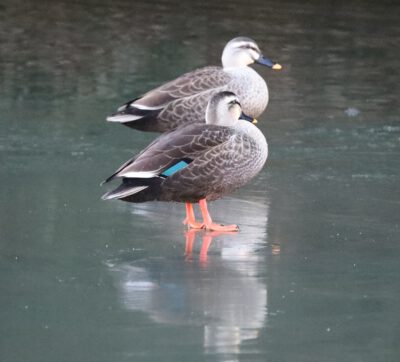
[135,67,231,108]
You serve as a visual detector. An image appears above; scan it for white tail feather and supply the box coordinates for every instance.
[102,186,148,200]
[132,104,164,111]
[119,171,158,178]
[106,114,144,123]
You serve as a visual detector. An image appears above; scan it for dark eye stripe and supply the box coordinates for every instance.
[229,99,241,107]
[241,44,259,52]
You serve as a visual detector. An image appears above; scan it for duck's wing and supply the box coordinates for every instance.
[163,131,253,201]
[103,124,235,183]
[130,67,230,108]
[107,67,231,125]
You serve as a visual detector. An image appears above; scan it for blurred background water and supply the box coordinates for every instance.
[1,0,400,361]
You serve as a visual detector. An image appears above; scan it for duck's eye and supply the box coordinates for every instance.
[242,44,258,53]
[229,100,241,107]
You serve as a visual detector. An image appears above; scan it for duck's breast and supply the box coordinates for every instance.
[231,122,268,183]
[205,124,268,200]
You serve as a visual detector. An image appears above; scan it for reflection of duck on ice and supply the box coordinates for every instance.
[108,250,266,356]
[107,196,270,357]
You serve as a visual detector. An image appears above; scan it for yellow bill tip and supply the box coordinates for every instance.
[272,63,282,70]
[252,119,258,124]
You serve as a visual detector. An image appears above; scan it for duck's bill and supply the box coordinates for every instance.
[240,112,258,124]
[256,55,282,70]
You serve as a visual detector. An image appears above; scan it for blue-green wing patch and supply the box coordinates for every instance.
[161,159,192,177]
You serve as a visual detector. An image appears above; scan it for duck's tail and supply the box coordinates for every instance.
[107,99,163,131]
[101,177,163,203]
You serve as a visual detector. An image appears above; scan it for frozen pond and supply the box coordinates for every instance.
[1,0,399,361]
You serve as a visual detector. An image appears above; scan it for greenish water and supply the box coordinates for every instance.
[1,0,400,361]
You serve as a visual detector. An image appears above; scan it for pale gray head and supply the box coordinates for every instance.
[205,92,242,126]
[221,36,281,70]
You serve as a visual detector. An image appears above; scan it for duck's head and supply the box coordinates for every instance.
[221,36,282,70]
[206,91,253,126]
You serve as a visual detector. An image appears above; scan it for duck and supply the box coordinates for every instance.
[107,37,281,132]
[102,91,268,231]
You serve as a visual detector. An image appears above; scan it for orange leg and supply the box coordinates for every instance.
[198,199,239,232]
[182,203,204,229]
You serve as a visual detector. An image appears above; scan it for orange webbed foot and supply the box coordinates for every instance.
[198,199,239,232]
[203,223,239,232]
[182,218,204,229]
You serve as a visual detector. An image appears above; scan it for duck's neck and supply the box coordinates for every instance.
[222,62,249,70]
[205,106,240,126]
